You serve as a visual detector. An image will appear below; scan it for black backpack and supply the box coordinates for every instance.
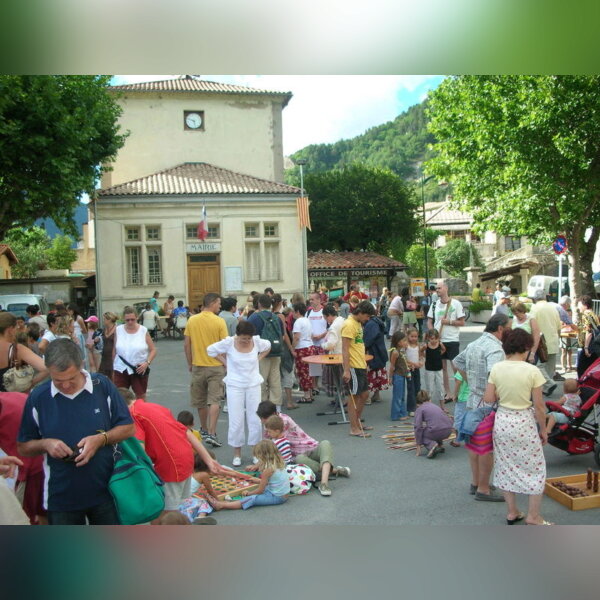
[258,312,283,357]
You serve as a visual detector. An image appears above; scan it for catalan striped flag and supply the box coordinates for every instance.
[197,203,208,241]
[296,196,311,231]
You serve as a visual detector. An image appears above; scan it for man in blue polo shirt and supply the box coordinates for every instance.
[18,339,135,525]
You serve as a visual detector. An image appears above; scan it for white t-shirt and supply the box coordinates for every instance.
[42,330,57,344]
[307,308,327,348]
[293,317,313,349]
[113,324,149,374]
[140,309,158,330]
[388,295,404,314]
[427,298,465,343]
[206,335,270,387]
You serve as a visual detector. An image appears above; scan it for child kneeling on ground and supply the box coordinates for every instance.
[207,440,289,511]
[414,390,453,459]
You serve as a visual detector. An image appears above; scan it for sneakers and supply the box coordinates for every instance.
[252,456,259,465]
[232,456,242,467]
[427,446,440,459]
[318,483,332,496]
[474,491,505,502]
[552,373,565,382]
[223,403,229,413]
[470,484,497,495]
[335,466,351,478]
[544,384,557,397]
[205,434,222,448]
[193,516,217,525]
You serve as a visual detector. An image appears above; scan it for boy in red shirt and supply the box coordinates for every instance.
[119,389,225,521]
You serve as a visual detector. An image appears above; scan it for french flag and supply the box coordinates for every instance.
[197,203,208,241]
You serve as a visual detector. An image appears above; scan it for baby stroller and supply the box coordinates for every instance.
[546,357,600,466]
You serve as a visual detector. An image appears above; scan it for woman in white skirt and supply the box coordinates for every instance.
[483,328,551,525]
[207,320,271,467]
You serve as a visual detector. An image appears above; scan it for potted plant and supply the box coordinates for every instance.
[469,299,493,324]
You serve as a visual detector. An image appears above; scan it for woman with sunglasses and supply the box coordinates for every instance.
[112,306,157,399]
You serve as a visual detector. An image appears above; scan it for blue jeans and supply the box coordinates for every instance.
[406,369,420,413]
[391,375,407,420]
[48,498,119,525]
[241,490,288,510]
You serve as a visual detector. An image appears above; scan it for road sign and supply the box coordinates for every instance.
[552,235,568,255]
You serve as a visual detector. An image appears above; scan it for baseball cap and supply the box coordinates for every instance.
[84,315,99,323]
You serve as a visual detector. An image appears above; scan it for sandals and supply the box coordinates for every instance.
[349,432,371,438]
[506,512,525,525]
[450,441,461,448]
[298,398,313,404]
[525,519,554,526]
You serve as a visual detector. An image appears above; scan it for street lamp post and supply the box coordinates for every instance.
[421,174,435,289]
[295,158,308,297]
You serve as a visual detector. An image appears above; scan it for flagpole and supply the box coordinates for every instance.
[296,158,308,298]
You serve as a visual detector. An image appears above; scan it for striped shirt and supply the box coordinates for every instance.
[273,436,293,464]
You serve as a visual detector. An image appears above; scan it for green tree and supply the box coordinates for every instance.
[435,239,484,279]
[405,244,437,278]
[426,75,600,300]
[46,234,78,269]
[0,75,126,240]
[3,227,50,278]
[304,164,418,257]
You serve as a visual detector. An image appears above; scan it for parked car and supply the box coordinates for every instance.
[526,276,570,302]
[0,294,50,318]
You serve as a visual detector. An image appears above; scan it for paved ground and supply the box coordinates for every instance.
[145,325,598,525]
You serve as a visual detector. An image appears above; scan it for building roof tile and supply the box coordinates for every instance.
[110,76,292,105]
[98,163,301,197]
[308,251,406,270]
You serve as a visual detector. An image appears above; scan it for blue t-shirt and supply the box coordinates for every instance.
[248,310,284,337]
[18,372,133,512]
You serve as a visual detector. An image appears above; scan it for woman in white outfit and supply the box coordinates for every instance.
[207,320,271,466]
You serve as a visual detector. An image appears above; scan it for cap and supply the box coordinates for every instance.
[84,315,99,323]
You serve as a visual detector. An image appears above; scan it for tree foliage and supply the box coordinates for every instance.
[305,164,418,257]
[405,244,437,278]
[435,239,484,279]
[46,234,78,269]
[3,227,50,278]
[426,75,600,298]
[0,75,126,240]
[287,102,447,205]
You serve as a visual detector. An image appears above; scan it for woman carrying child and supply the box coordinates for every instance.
[207,440,289,511]
[414,390,453,458]
[207,320,271,467]
[388,331,411,421]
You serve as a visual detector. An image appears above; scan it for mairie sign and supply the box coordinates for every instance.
[186,242,221,253]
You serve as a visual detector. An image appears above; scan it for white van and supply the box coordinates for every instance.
[526,276,570,302]
[0,294,50,318]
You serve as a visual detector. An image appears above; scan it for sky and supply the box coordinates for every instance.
[111,75,445,156]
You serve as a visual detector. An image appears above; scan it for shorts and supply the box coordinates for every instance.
[453,401,468,442]
[281,368,294,390]
[441,341,460,361]
[349,367,368,395]
[112,369,149,397]
[549,411,570,424]
[402,311,417,325]
[163,478,192,511]
[190,365,225,408]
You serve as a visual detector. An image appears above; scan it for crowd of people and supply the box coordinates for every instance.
[1,281,599,526]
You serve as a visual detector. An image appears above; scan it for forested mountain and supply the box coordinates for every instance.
[286,100,446,202]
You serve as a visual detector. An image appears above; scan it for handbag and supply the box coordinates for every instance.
[109,437,165,525]
[3,344,35,393]
[537,334,548,363]
[459,405,489,438]
[118,354,150,376]
[464,405,497,456]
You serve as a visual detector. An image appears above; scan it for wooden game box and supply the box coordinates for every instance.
[544,474,600,511]
[194,471,262,501]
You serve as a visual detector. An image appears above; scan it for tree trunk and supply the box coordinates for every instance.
[579,225,599,297]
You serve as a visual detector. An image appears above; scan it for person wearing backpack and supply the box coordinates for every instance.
[17,339,135,525]
[248,294,284,406]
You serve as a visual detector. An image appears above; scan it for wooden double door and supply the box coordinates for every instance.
[187,254,220,310]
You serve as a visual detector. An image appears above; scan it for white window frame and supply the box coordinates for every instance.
[243,221,281,282]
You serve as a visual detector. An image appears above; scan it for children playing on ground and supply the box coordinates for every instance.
[546,379,581,434]
[264,414,293,464]
[177,410,202,442]
[389,331,411,421]
[451,372,469,447]
[414,390,454,459]
[177,452,218,525]
[207,440,289,511]
[422,328,446,412]
[405,327,423,417]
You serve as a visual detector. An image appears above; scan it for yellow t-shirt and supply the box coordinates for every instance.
[488,360,546,410]
[341,316,367,369]
[184,311,228,367]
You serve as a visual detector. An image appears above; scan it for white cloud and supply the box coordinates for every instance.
[114,74,443,155]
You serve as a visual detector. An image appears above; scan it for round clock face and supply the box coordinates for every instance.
[185,112,202,129]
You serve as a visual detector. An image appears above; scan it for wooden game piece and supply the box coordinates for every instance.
[587,468,593,490]
[594,472,599,493]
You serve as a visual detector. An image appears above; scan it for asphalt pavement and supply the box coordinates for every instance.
[145,325,598,525]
